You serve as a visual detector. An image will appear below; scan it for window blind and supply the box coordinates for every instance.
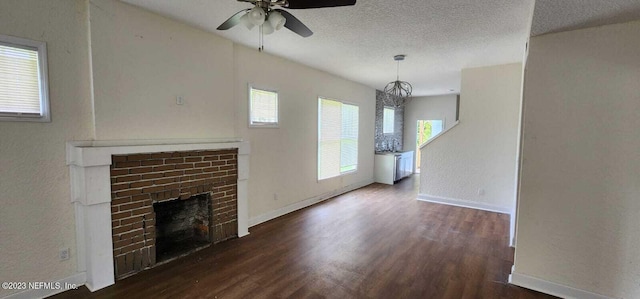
[318,98,359,180]
[0,43,41,115]
[250,88,278,125]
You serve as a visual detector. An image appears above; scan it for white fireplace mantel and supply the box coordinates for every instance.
[66,138,250,291]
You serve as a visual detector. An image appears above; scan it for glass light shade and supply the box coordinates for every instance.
[262,21,274,35]
[268,11,286,31]
[240,13,255,30]
[248,6,265,26]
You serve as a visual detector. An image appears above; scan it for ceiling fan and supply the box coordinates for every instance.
[217,0,357,39]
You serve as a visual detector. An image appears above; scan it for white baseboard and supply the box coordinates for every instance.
[249,179,374,227]
[417,194,511,214]
[2,272,86,299]
[509,271,615,299]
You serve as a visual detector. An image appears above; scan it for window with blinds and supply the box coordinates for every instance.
[249,87,278,127]
[318,97,359,180]
[0,35,49,122]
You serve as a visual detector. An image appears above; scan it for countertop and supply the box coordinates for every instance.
[374,150,414,156]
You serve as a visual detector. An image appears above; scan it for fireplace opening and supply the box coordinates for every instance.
[153,194,212,263]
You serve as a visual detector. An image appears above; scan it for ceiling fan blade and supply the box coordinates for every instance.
[275,9,313,37]
[217,9,249,30]
[285,0,356,9]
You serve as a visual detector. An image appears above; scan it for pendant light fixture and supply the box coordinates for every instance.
[383,55,412,107]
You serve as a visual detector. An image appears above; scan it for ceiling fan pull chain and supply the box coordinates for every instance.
[259,25,264,52]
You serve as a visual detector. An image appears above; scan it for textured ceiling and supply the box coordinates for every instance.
[120,0,535,96]
[114,1,640,96]
[531,0,640,36]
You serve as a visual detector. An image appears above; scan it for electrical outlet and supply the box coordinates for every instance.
[273,193,278,201]
[478,188,485,196]
[176,96,185,105]
[59,248,70,261]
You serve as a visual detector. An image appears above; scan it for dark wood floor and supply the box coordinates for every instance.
[52,175,555,299]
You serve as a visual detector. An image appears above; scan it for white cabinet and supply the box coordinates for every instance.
[374,151,414,185]
[399,151,414,179]
[374,154,395,185]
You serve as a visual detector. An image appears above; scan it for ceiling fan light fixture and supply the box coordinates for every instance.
[217,0,356,50]
[248,6,266,26]
[262,20,275,35]
[240,13,255,30]
[268,11,286,31]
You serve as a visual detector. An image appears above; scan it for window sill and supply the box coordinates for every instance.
[0,114,50,123]
[249,123,279,129]
[318,169,358,182]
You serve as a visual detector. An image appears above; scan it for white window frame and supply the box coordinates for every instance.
[383,106,395,134]
[317,96,359,181]
[248,85,279,128]
[0,34,50,122]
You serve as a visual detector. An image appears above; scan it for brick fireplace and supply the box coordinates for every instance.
[66,139,249,291]
[109,149,239,278]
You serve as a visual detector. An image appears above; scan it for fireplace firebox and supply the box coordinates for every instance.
[153,194,212,263]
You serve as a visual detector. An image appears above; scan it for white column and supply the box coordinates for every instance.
[237,141,250,237]
[69,164,115,291]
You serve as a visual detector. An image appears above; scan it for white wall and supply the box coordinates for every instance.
[514,20,640,298]
[419,63,522,212]
[234,45,376,221]
[403,94,458,170]
[89,0,236,140]
[0,1,377,295]
[0,0,94,297]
